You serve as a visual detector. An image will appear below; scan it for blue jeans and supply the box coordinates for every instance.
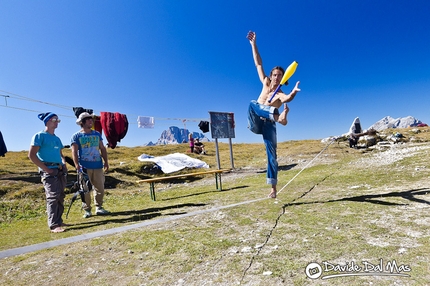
[248,100,278,185]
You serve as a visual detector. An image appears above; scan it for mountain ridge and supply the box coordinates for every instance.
[144,126,209,146]
[145,116,425,146]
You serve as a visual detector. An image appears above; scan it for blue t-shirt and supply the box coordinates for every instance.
[30,131,64,165]
[71,130,104,169]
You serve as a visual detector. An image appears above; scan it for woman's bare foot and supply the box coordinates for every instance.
[50,226,65,233]
[268,190,277,198]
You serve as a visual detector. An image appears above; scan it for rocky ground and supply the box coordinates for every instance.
[1,140,430,285]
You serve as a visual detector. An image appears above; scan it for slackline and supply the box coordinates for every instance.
[1,139,336,259]
[0,198,266,259]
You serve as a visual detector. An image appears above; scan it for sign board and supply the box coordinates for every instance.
[209,112,235,139]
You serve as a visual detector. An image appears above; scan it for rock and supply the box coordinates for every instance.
[323,116,423,143]
[398,247,407,254]
[358,135,377,147]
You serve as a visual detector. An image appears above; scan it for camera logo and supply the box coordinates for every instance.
[305,262,322,279]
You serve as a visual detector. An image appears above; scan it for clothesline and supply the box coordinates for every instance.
[0,91,216,152]
[152,117,209,122]
[0,91,210,123]
[0,103,209,124]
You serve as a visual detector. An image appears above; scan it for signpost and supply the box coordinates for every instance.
[209,111,235,169]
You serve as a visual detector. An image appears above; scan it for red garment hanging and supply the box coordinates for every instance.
[100,112,129,149]
[92,115,103,134]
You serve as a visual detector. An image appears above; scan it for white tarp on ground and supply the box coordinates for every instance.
[137,152,209,174]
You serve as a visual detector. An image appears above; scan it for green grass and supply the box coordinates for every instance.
[1,127,430,285]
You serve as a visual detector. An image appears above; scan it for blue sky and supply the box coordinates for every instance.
[1,0,429,152]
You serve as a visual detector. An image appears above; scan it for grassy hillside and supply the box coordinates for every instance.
[1,127,430,285]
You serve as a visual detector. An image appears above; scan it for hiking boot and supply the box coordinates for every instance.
[96,207,110,215]
[83,210,92,218]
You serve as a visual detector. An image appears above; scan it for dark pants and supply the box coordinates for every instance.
[41,168,67,229]
[349,136,358,148]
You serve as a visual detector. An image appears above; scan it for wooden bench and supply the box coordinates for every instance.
[136,169,230,201]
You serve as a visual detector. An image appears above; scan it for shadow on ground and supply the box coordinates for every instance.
[67,203,207,231]
[283,188,430,208]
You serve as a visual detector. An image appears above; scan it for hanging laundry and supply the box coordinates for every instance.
[100,112,129,149]
[92,115,103,133]
[73,107,94,118]
[0,131,7,157]
[198,120,210,133]
[115,112,129,140]
[137,116,155,128]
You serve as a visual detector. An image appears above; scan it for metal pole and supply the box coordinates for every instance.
[228,138,234,169]
[215,138,221,169]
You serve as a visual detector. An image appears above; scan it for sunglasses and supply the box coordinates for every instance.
[51,118,61,123]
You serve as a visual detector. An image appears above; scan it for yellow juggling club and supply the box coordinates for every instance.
[268,61,298,103]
